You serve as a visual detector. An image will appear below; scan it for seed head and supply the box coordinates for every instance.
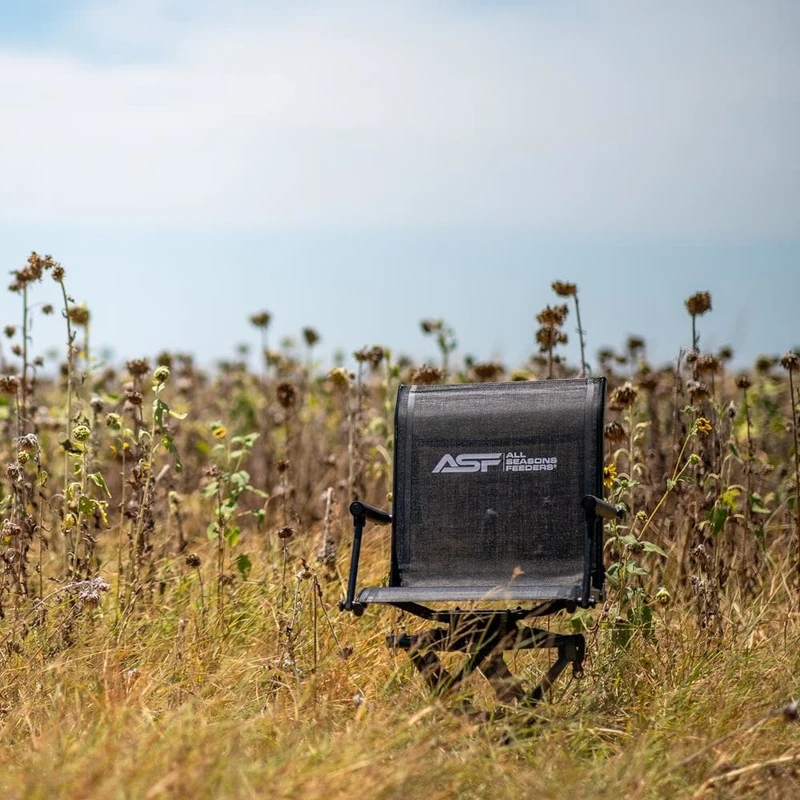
[472,362,504,382]
[78,577,109,608]
[185,553,202,569]
[735,374,752,390]
[551,281,577,297]
[302,327,320,347]
[124,388,143,406]
[780,352,799,373]
[420,319,443,335]
[609,382,638,410]
[249,311,271,328]
[126,358,150,377]
[276,381,297,408]
[536,304,569,328]
[409,364,442,385]
[685,291,712,317]
[686,380,711,403]
[604,421,627,442]
[16,433,39,454]
[278,525,294,540]
[755,355,776,374]
[654,587,671,606]
[105,412,122,430]
[2,520,22,538]
[695,354,722,375]
[3,326,15,338]
[327,367,352,390]
[72,425,91,443]
[153,365,171,385]
[369,345,386,366]
[627,336,646,353]
[67,304,90,326]
[0,375,20,395]
[597,348,615,363]
[536,327,568,351]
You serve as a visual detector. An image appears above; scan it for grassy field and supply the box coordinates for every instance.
[1,260,799,798]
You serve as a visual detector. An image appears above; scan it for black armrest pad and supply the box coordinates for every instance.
[350,501,392,525]
[582,495,624,521]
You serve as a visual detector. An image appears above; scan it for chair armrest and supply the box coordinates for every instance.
[341,501,393,615]
[582,495,624,521]
[350,501,392,526]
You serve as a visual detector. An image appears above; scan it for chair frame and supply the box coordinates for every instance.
[340,381,622,706]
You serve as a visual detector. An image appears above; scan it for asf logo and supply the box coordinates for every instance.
[432,451,559,474]
[432,453,503,474]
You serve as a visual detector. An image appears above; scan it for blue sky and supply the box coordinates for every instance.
[1,1,798,370]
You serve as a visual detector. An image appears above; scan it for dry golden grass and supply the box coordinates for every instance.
[1,264,799,797]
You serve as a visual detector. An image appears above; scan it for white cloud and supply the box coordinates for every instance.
[1,1,798,236]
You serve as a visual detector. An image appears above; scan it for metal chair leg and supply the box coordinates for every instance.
[479,653,527,703]
[389,620,586,709]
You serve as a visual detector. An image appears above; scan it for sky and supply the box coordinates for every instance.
[0,0,798,371]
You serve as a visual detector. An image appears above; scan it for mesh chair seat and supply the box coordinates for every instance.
[357,572,585,604]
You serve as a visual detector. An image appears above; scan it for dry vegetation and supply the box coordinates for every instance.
[1,256,799,798]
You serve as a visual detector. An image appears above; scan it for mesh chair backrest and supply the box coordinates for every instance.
[391,379,606,589]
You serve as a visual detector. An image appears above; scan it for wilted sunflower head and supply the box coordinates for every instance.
[604,421,627,443]
[67,304,90,326]
[626,336,646,353]
[551,281,577,297]
[249,311,271,328]
[685,291,712,317]
[409,364,442,385]
[686,380,711,403]
[126,358,150,378]
[327,367,352,390]
[302,327,320,347]
[695,354,722,375]
[536,304,569,328]
[420,319,443,335]
[780,352,799,373]
[0,375,20,395]
[276,381,298,408]
[609,382,638,410]
[472,362,504,382]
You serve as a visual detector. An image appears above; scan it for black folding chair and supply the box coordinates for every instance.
[340,378,621,706]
